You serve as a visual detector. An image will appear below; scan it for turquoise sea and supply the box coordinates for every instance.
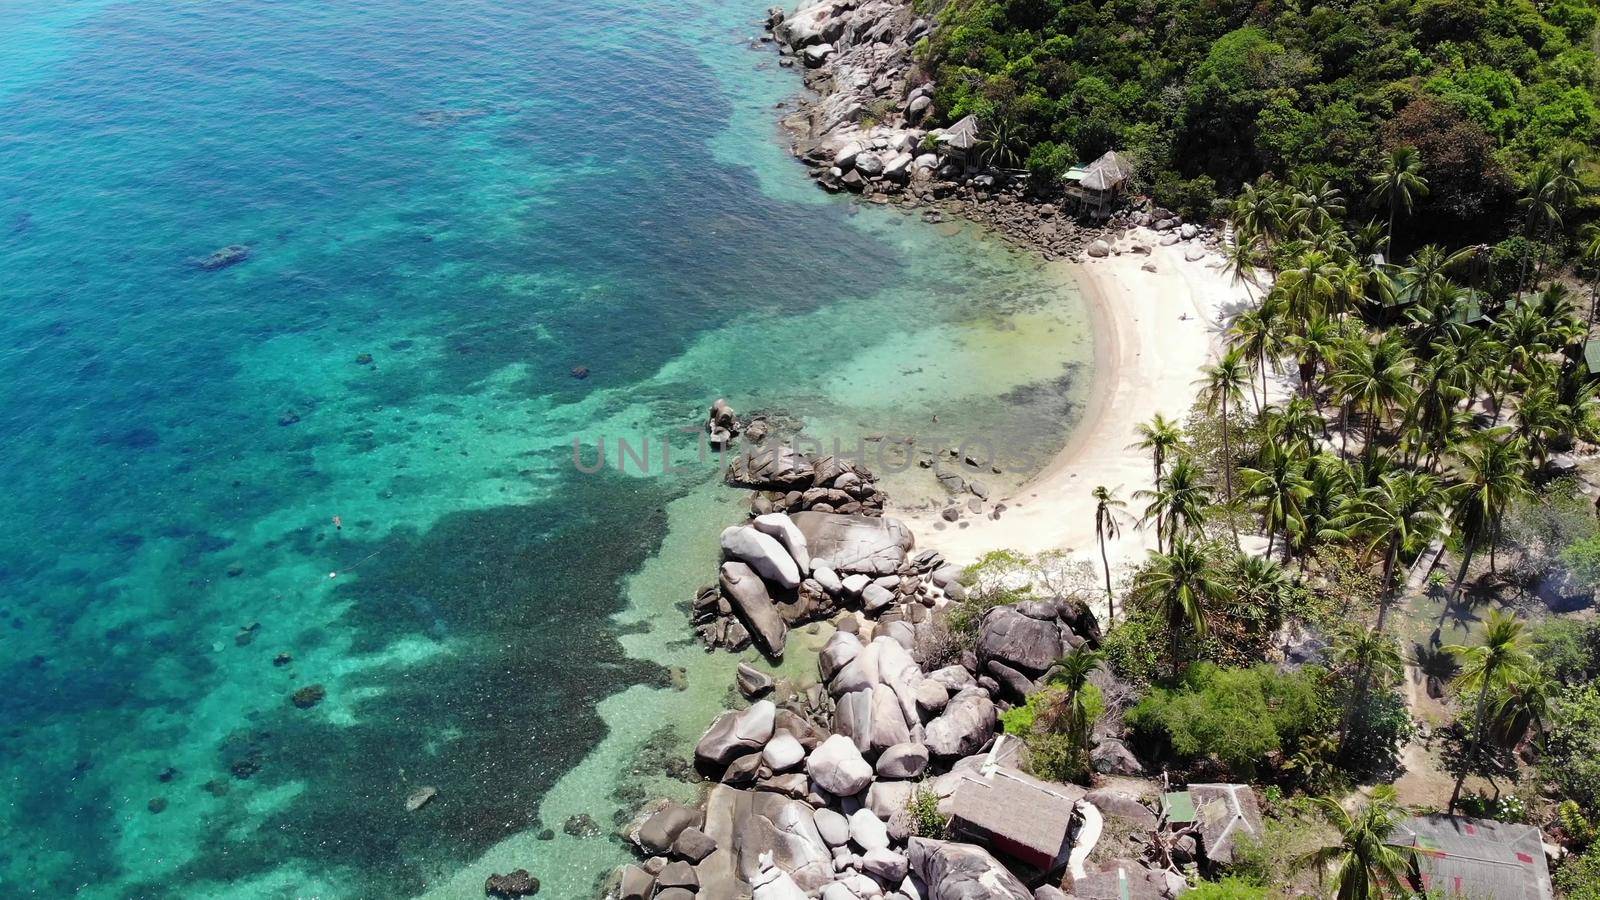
[0,0,1093,896]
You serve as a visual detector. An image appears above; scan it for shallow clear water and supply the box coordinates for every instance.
[0,0,1092,896]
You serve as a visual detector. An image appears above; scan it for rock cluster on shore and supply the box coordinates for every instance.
[697,446,911,656]
[763,0,1231,264]
[599,407,1194,898]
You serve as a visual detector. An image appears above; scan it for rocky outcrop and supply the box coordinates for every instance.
[696,700,777,768]
[790,511,913,575]
[721,525,803,589]
[720,562,788,657]
[907,838,1032,900]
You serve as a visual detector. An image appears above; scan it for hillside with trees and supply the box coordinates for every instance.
[920,0,1600,246]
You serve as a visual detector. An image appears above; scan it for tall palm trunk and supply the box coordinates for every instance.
[1221,393,1240,548]
[1449,679,1494,812]
[1341,542,1401,758]
[1448,543,1476,611]
[1260,350,1270,412]
[1098,521,1115,622]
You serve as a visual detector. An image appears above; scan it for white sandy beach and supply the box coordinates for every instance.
[899,228,1247,581]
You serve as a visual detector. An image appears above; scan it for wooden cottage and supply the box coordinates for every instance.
[934,114,980,164]
[1063,151,1134,216]
[946,737,1085,879]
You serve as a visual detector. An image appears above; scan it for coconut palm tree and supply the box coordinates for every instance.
[1131,537,1230,676]
[1368,147,1429,248]
[1512,380,1564,468]
[1278,250,1344,321]
[1228,306,1277,412]
[1298,785,1416,900]
[1519,162,1562,295]
[1264,394,1326,458]
[1337,470,1449,632]
[1284,314,1342,401]
[1330,624,1405,750]
[1198,348,1251,545]
[1581,223,1600,327]
[1402,350,1470,468]
[1040,648,1103,766]
[1448,429,1530,596]
[1232,177,1287,258]
[1488,671,1554,749]
[1445,609,1537,811]
[1131,414,1184,497]
[1136,456,1211,552]
[1240,444,1312,559]
[1092,485,1125,618]
[1291,453,1356,561]
[1330,333,1415,467]
[1290,178,1347,234]
[1222,239,1263,307]
[1331,625,1404,687]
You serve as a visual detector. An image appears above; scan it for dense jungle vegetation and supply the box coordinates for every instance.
[922,0,1600,247]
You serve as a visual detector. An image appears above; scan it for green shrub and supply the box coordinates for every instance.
[1001,684,1105,783]
[1531,618,1600,685]
[1125,663,1328,779]
[1101,611,1164,685]
[1025,140,1076,190]
[1563,532,1600,589]
[906,786,948,839]
[1182,877,1268,900]
[1151,172,1219,221]
[1544,683,1600,817]
[1556,842,1600,900]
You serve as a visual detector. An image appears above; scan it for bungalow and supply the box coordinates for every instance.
[946,736,1086,879]
[1063,150,1134,217]
[933,114,980,165]
[1160,783,1263,866]
[1391,814,1554,900]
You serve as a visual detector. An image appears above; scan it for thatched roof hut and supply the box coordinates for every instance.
[1078,151,1134,192]
[935,114,980,153]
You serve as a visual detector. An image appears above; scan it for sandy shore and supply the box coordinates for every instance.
[898,228,1246,583]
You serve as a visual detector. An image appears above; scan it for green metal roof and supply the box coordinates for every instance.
[1162,791,1197,823]
[1585,339,1600,375]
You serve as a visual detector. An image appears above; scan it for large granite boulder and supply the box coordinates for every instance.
[869,683,912,753]
[875,742,929,778]
[696,700,777,767]
[907,838,1032,900]
[721,562,788,657]
[832,689,875,754]
[1090,738,1145,776]
[819,631,863,683]
[727,445,816,490]
[722,526,802,589]
[924,688,995,760]
[776,0,851,47]
[831,640,881,695]
[790,511,914,576]
[632,801,704,854]
[752,512,812,572]
[976,606,1065,675]
[807,734,874,796]
[730,790,834,891]
[1084,788,1157,829]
